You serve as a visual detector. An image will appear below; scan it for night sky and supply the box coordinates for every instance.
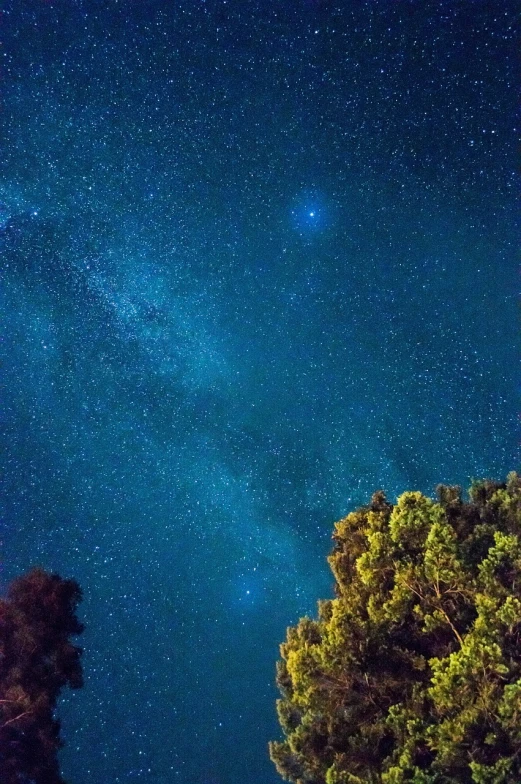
[1,1,518,782]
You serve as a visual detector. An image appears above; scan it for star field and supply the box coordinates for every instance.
[1,2,518,783]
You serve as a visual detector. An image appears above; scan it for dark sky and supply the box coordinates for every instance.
[1,1,518,782]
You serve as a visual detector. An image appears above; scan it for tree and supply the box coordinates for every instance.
[269,473,521,784]
[0,568,84,784]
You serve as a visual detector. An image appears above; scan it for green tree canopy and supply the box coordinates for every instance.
[0,568,84,784]
[270,473,521,784]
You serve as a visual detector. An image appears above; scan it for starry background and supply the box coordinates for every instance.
[0,1,518,782]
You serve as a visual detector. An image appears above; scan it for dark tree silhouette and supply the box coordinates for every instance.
[0,568,84,784]
[270,473,521,784]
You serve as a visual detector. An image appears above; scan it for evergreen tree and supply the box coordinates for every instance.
[0,568,84,784]
[270,473,521,784]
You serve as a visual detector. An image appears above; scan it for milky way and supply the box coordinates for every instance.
[1,2,518,782]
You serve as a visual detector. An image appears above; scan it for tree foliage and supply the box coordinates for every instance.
[0,568,84,784]
[270,473,521,784]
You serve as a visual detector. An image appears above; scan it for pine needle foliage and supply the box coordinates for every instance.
[0,568,84,784]
[270,473,521,784]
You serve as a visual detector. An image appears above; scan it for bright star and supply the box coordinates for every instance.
[309,211,315,217]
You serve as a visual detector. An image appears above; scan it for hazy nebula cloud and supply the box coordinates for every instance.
[1,1,518,782]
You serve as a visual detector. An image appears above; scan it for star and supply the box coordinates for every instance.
[1,3,516,784]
